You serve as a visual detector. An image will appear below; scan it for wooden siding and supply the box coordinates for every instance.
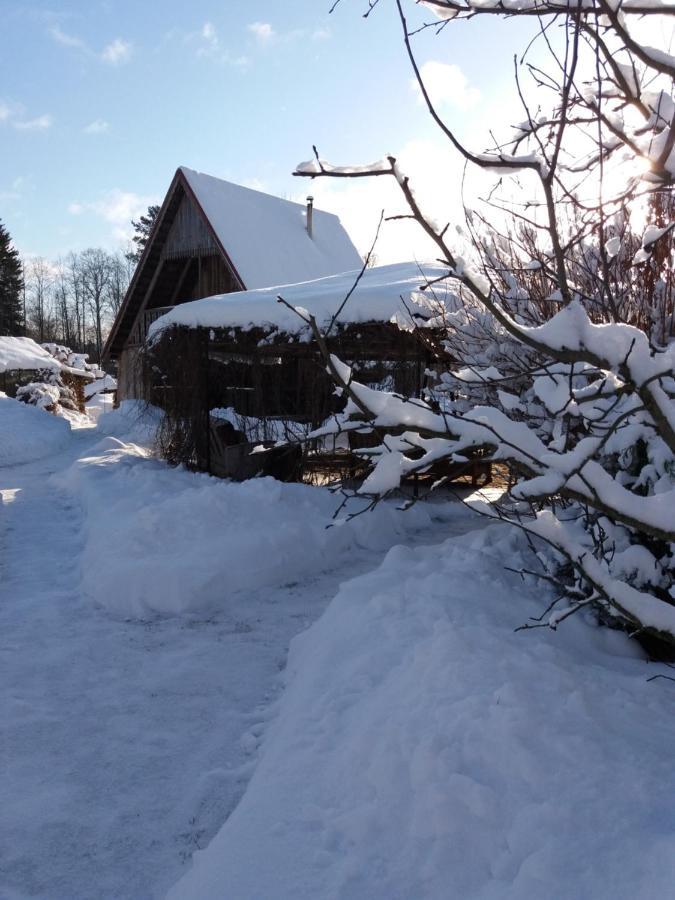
[117,346,143,401]
[120,190,242,396]
[162,192,218,260]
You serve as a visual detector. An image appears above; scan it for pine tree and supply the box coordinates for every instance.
[0,220,23,335]
[126,204,160,264]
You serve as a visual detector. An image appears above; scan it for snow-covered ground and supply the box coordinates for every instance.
[0,393,72,467]
[171,527,675,900]
[2,400,675,900]
[1,403,481,899]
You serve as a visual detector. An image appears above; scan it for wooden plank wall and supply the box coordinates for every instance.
[162,193,217,259]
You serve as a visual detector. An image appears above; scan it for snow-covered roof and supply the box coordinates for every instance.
[180,167,362,289]
[84,373,117,399]
[0,337,62,374]
[148,261,450,339]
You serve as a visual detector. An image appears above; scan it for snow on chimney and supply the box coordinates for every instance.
[306,195,314,239]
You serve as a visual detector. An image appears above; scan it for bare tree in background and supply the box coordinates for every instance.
[295,0,675,646]
[22,248,130,360]
[79,248,112,363]
[52,260,74,348]
[64,251,86,350]
[107,252,134,318]
[26,257,54,343]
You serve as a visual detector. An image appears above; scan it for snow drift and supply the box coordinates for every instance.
[57,435,434,618]
[168,525,675,900]
[0,393,71,467]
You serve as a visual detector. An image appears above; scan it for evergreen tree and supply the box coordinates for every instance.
[0,220,24,335]
[126,204,160,264]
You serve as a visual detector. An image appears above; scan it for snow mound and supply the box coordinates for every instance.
[84,391,115,422]
[57,439,433,618]
[0,336,61,373]
[95,399,162,444]
[168,526,675,900]
[84,372,117,400]
[0,392,71,467]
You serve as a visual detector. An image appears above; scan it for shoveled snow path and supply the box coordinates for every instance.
[0,430,484,900]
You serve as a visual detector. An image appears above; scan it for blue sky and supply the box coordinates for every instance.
[1,1,533,262]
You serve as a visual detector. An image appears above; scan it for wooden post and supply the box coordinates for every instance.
[204,330,211,474]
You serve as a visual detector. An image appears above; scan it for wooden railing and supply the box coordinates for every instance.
[129,306,175,346]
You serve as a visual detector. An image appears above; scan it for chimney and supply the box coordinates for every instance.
[306,195,314,239]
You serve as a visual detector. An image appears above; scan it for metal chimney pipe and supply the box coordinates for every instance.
[306,195,314,239]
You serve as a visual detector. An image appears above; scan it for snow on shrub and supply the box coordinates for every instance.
[292,1,675,648]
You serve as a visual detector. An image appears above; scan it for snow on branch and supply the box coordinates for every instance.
[297,0,675,645]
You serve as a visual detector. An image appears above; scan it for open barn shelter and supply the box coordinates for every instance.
[102,166,362,398]
[142,262,490,486]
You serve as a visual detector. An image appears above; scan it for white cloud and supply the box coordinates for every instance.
[196,21,219,57]
[49,25,87,50]
[202,22,217,44]
[83,119,110,135]
[14,114,53,131]
[94,190,153,240]
[299,138,465,265]
[101,38,132,65]
[248,22,275,45]
[413,61,480,111]
[0,175,31,204]
[68,189,158,242]
[49,25,134,67]
[191,22,250,67]
[0,101,53,131]
[312,27,331,41]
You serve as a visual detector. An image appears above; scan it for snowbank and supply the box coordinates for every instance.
[0,336,61,373]
[57,436,435,618]
[148,261,450,339]
[84,373,117,400]
[85,391,116,422]
[94,399,161,443]
[168,526,675,900]
[0,392,71,467]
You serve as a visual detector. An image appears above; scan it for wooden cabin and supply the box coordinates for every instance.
[102,166,362,398]
[142,262,492,487]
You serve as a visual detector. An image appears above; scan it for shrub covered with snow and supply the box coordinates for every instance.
[292,2,675,648]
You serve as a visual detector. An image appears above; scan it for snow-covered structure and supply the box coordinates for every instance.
[102,166,362,400]
[0,337,63,382]
[144,262,491,484]
[0,336,102,417]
